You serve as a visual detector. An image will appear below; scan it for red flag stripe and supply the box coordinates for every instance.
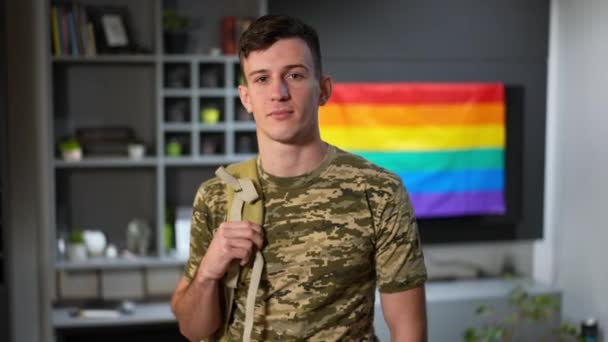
[326,83,504,105]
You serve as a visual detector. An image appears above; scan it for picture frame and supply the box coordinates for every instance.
[88,6,135,54]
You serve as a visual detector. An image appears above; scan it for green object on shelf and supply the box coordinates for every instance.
[201,107,220,124]
[162,9,190,32]
[68,228,84,243]
[59,138,80,152]
[164,223,174,252]
[166,140,182,156]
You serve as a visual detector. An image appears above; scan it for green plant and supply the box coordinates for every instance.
[68,229,84,244]
[464,283,582,342]
[163,9,190,32]
[59,138,80,152]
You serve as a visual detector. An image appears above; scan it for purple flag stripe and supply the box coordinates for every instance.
[410,191,506,219]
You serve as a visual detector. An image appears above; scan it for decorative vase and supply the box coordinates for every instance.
[83,230,107,258]
[126,219,151,256]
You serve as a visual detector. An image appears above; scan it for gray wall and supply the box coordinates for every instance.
[536,0,608,338]
[4,0,54,341]
[1,0,9,339]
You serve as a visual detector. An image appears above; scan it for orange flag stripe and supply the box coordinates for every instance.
[319,103,504,127]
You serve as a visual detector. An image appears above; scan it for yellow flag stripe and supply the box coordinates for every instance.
[320,125,505,151]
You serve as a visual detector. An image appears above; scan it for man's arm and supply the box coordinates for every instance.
[380,285,427,342]
[171,276,221,341]
[171,221,264,341]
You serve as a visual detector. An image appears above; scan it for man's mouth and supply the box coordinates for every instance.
[268,109,293,119]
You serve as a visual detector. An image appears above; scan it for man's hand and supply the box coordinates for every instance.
[197,221,264,282]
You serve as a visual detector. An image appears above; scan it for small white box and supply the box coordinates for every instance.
[175,207,192,258]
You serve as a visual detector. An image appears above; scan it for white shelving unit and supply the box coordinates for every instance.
[49,0,263,272]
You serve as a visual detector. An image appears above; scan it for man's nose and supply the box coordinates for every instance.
[270,79,290,101]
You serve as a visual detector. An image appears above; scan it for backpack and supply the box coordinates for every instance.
[207,158,264,342]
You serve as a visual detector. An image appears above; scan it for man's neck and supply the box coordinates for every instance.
[258,139,328,178]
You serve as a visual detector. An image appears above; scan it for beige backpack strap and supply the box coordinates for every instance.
[243,250,263,342]
[215,166,264,342]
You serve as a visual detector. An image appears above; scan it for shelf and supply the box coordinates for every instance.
[162,88,239,97]
[54,157,158,168]
[52,55,157,64]
[55,256,187,271]
[164,154,256,166]
[53,302,176,329]
[162,54,239,63]
[197,123,227,132]
[161,123,230,132]
[161,89,236,97]
[162,123,193,132]
[199,88,238,97]
[161,89,193,97]
[233,122,256,131]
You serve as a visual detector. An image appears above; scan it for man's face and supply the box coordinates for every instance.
[238,38,331,146]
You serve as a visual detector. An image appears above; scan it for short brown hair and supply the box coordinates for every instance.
[238,15,323,80]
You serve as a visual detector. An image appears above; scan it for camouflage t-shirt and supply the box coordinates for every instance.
[184,144,427,341]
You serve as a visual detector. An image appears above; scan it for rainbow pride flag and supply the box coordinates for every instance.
[319,83,506,218]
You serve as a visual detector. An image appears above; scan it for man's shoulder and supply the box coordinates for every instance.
[194,173,227,210]
[330,147,404,192]
[196,175,224,195]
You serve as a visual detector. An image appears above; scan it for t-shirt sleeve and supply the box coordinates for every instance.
[374,183,427,293]
[183,184,215,282]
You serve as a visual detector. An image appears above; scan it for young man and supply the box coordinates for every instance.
[171,15,428,341]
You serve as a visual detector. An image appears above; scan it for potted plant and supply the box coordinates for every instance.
[59,138,82,161]
[163,9,190,53]
[67,229,87,262]
[464,282,581,341]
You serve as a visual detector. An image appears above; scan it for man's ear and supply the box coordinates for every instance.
[318,75,333,106]
[238,85,253,113]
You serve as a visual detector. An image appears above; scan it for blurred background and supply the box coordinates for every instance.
[1,0,606,341]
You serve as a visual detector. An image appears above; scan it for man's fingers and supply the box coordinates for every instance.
[220,221,263,234]
[227,246,250,265]
[228,238,253,250]
[223,227,264,249]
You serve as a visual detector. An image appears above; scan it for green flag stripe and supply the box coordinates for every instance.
[354,149,504,172]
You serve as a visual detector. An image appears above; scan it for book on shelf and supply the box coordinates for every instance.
[50,2,97,57]
[50,6,61,56]
[60,5,68,54]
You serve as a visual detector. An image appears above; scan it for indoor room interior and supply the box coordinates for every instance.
[1,0,606,341]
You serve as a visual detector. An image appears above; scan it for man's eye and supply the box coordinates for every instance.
[287,73,303,80]
[255,76,268,83]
